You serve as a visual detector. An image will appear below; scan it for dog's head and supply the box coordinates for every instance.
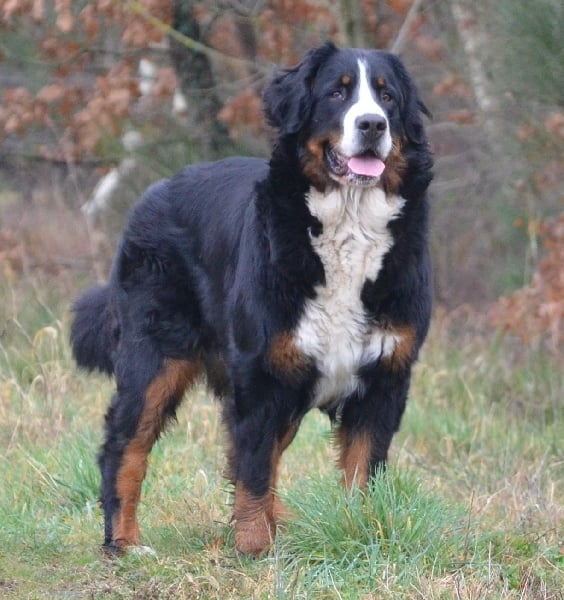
[264,42,431,194]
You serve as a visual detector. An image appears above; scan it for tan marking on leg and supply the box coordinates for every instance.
[112,440,146,547]
[338,428,372,490]
[269,421,300,523]
[231,421,300,555]
[232,483,275,556]
[271,494,292,524]
[113,359,200,548]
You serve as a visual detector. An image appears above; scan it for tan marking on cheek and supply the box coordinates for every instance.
[302,133,342,192]
[306,138,324,160]
[113,359,200,547]
[302,139,329,191]
[338,429,372,489]
[382,137,408,195]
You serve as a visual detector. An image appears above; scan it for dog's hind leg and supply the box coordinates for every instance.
[99,357,200,553]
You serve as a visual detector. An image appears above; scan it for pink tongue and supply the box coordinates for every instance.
[347,156,385,177]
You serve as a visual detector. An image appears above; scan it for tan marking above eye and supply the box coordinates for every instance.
[341,74,351,85]
[377,76,386,87]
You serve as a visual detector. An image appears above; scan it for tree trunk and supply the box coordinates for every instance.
[338,0,368,47]
[449,0,504,158]
[170,0,233,159]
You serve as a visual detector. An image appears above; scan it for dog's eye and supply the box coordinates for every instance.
[381,91,393,103]
[330,88,346,101]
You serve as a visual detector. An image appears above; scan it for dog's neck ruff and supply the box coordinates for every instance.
[295,185,405,408]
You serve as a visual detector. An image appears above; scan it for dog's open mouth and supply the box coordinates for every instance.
[324,146,385,185]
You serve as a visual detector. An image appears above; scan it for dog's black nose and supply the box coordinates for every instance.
[356,114,387,141]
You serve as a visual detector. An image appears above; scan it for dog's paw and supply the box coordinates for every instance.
[234,517,275,557]
[102,540,157,558]
[130,544,157,557]
[272,495,293,524]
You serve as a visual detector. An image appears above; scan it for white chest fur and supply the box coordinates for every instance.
[295,186,405,408]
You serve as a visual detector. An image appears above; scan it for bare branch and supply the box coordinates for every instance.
[389,0,425,54]
[125,0,268,74]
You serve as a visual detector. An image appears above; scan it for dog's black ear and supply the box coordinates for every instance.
[390,54,431,147]
[406,94,432,147]
[263,42,337,136]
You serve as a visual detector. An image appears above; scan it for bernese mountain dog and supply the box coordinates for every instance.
[71,42,433,556]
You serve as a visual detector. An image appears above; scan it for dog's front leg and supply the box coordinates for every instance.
[232,479,275,557]
[225,388,300,556]
[336,364,411,488]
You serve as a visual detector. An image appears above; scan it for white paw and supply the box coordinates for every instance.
[130,545,157,557]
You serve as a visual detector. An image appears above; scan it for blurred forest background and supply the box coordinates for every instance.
[0,0,562,352]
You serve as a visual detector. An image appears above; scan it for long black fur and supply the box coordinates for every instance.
[70,42,433,555]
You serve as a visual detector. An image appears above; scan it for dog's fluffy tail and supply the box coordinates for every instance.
[70,285,115,376]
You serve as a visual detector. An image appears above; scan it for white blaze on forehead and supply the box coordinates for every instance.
[340,59,392,158]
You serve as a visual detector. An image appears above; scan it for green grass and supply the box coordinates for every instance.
[0,277,562,598]
[278,472,469,597]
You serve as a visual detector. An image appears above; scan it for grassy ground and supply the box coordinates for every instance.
[0,275,562,599]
